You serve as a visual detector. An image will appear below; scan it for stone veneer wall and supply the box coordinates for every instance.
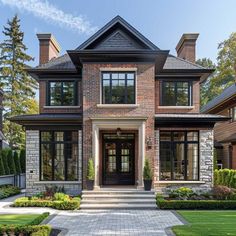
[25,130,82,196]
[154,129,214,192]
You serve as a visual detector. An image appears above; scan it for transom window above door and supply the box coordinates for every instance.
[102,72,135,104]
[48,81,77,106]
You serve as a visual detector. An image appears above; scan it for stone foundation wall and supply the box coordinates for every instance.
[25,129,82,196]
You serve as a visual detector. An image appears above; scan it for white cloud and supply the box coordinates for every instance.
[0,0,97,34]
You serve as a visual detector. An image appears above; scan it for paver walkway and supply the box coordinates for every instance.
[0,194,183,235]
[48,209,183,236]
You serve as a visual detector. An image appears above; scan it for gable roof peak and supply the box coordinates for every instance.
[76,15,159,51]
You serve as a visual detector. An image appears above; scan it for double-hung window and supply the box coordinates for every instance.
[102,72,135,104]
[161,81,192,106]
[160,131,199,181]
[40,131,78,181]
[48,81,77,106]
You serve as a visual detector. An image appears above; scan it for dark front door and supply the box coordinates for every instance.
[103,134,135,185]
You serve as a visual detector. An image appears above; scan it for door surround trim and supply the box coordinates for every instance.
[92,118,146,189]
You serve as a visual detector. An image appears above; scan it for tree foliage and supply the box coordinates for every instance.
[7,149,16,174]
[19,149,26,173]
[0,152,5,176]
[0,15,38,149]
[1,149,10,175]
[13,151,21,174]
[197,32,236,106]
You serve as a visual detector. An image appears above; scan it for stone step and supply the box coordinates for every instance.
[80,203,157,210]
[82,194,156,199]
[82,190,155,195]
[81,198,156,204]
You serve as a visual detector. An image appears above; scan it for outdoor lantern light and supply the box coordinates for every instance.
[116,128,121,137]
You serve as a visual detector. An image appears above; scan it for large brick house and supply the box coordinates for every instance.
[202,84,236,169]
[10,16,228,195]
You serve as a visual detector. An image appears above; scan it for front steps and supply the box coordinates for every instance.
[80,189,157,210]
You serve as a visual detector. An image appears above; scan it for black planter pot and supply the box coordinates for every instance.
[144,180,152,191]
[87,180,94,190]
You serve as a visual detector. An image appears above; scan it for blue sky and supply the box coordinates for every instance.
[0,0,236,67]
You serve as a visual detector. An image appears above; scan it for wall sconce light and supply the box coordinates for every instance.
[116,128,122,137]
[146,137,152,148]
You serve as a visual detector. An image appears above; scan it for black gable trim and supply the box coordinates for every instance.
[76,15,159,51]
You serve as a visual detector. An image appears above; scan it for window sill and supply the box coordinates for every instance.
[97,104,139,108]
[157,106,194,109]
[44,106,81,109]
[35,181,82,184]
[156,181,205,184]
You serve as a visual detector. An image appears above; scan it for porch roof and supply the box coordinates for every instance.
[155,113,230,127]
[9,114,82,126]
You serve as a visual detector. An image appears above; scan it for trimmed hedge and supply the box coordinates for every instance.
[0,225,51,236]
[0,185,21,199]
[14,197,80,210]
[156,197,236,210]
[29,212,50,226]
[214,169,236,188]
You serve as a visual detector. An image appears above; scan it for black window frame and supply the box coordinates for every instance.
[40,131,79,181]
[47,81,78,106]
[160,80,192,106]
[229,107,236,122]
[101,71,136,104]
[159,131,199,181]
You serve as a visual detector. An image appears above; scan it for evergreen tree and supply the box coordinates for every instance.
[19,149,26,173]
[7,149,16,175]
[0,152,5,176]
[1,149,10,175]
[13,151,21,174]
[0,15,38,149]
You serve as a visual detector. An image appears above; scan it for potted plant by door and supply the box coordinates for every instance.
[143,158,153,191]
[87,158,95,190]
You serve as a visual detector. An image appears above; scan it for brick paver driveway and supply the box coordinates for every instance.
[48,209,183,236]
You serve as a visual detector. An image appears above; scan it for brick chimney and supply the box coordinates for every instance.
[176,33,199,63]
[37,33,60,65]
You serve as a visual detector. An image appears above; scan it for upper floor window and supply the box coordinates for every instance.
[102,72,135,104]
[161,81,192,106]
[229,107,236,122]
[48,81,77,106]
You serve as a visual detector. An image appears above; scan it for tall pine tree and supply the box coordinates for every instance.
[0,15,38,148]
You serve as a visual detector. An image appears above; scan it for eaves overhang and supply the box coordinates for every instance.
[67,49,169,73]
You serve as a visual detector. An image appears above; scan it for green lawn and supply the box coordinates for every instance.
[0,214,41,225]
[172,211,236,236]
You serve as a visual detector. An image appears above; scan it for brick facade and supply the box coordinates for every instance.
[82,63,156,186]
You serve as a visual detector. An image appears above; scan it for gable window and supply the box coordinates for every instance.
[102,72,135,104]
[161,81,192,106]
[160,131,199,181]
[40,131,78,181]
[48,81,77,106]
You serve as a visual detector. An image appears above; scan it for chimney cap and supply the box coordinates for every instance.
[36,33,61,53]
[176,33,199,53]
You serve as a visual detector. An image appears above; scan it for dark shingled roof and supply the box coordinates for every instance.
[36,54,76,70]
[34,52,206,71]
[163,54,206,70]
[201,84,236,113]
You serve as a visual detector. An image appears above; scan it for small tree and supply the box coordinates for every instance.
[19,149,26,173]
[1,149,10,175]
[0,152,5,176]
[13,151,21,175]
[87,158,95,180]
[7,149,16,175]
[143,158,153,180]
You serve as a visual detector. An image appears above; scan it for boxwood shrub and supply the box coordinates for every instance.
[156,197,236,210]
[14,196,80,210]
[0,185,21,199]
[0,225,51,236]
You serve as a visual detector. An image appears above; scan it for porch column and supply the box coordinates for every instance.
[92,124,100,189]
[138,121,145,188]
